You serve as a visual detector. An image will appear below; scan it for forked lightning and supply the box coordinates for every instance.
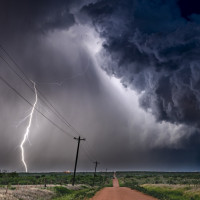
[20,81,38,172]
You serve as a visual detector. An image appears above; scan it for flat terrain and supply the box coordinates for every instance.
[91,178,158,200]
[2,172,200,199]
[0,185,54,200]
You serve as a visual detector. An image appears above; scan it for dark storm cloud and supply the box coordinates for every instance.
[151,132,200,170]
[1,0,200,172]
[0,0,76,34]
[0,0,104,171]
[82,0,200,128]
[178,0,200,20]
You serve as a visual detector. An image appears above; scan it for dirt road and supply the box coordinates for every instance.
[91,177,158,200]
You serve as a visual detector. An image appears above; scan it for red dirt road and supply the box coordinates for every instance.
[91,177,158,200]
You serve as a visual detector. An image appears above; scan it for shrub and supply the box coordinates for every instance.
[54,186,71,196]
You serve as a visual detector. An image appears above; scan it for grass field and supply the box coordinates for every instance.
[0,172,113,186]
[118,171,200,200]
[52,185,102,200]
[0,172,113,199]
[1,171,200,199]
[142,184,200,200]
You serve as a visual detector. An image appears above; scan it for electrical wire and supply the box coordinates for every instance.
[0,75,74,138]
[0,45,80,137]
[0,44,99,165]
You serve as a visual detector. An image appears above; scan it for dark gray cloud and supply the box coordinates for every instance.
[82,0,200,128]
[0,0,76,34]
[178,0,200,20]
[0,0,200,172]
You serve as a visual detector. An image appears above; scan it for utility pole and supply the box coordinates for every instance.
[72,136,85,186]
[103,168,107,185]
[93,161,100,186]
[44,177,47,188]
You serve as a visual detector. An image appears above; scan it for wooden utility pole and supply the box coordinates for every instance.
[93,161,100,186]
[72,136,85,186]
[103,168,108,185]
[44,177,47,188]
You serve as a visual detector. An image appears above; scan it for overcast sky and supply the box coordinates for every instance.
[1,0,200,172]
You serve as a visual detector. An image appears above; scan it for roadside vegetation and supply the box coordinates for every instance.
[142,184,200,200]
[118,171,200,200]
[52,185,102,200]
[0,171,113,186]
[2,171,200,199]
[0,172,113,200]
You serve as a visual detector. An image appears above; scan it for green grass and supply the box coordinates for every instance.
[141,185,200,200]
[117,171,200,185]
[52,186,102,200]
[54,186,72,196]
[117,171,200,200]
[0,172,112,186]
[0,172,113,200]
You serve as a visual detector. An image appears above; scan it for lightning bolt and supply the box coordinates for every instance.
[20,81,38,172]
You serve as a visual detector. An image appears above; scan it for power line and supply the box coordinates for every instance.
[0,44,99,165]
[0,45,80,137]
[0,50,78,136]
[0,45,31,85]
[85,141,97,160]
[0,54,31,90]
[0,75,74,138]
[81,145,94,163]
